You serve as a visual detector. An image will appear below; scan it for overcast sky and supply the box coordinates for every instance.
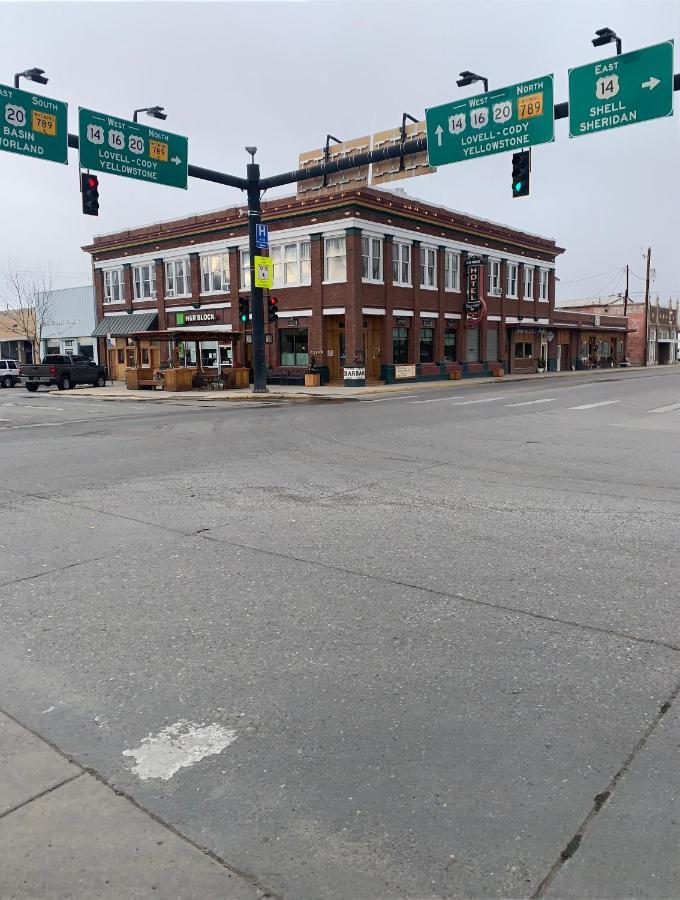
[0,0,678,303]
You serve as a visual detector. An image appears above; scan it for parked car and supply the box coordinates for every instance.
[0,358,21,388]
[20,355,108,391]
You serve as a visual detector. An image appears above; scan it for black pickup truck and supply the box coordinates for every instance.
[21,355,108,391]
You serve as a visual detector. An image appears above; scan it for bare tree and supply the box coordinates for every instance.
[1,260,56,362]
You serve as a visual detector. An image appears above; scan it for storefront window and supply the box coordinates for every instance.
[514,341,533,359]
[444,329,457,362]
[487,327,499,361]
[419,327,434,363]
[393,327,409,364]
[280,329,309,366]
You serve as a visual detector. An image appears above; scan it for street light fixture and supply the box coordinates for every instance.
[245,146,257,163]
[457,70,489,94]
[13,67,48,89]
[132,105,167,123]
[592,27,622,55]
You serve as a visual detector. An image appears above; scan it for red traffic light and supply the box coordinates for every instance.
[87,176,98,189]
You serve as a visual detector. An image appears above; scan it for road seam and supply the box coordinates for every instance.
[531,676,680,897]
[0,704,280,899]
[0,771,84,822]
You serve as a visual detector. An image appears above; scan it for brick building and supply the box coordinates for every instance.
[83,187,629,384]
[557,295,678,367]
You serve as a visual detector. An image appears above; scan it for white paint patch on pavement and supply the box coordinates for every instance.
[648,402,680,413]
[569,400,620,410]
[505,398,556,407]
[123,720,237,781]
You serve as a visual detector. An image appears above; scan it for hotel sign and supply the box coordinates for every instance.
[465,256,485,328]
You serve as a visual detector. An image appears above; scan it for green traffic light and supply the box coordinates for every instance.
[514,181,522,192]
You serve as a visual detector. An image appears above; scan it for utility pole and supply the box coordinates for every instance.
[643,247,652,367]
[245,148,267,393]
[623,264,629,316]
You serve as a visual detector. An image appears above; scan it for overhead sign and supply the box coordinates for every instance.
[256,223,269,249]
[371,120,435,185]
[297,135,371,197]
[568,41,674,138]
[425,75,555,167]
[78,108,188,189]
[0,84,68,164]
[254,255,273,289]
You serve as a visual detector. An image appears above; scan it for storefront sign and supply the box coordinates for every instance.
[395,317,411,327]
[395,364,416,379]
[344,367,365,380]
[465,258,486,328]
[174,310,220,325]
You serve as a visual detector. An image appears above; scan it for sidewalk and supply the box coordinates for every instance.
[56,365,658,403]
[0,711,266,899]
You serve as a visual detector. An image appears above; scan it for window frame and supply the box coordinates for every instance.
[392,241,411,287]
[361,234,384,283]
[419,246,437,290]
[523,265,534,300]
[200,253,230,295]
[444,250,461,292]
[487,259,501,296]
[539,268,550,302]
[103,268,125,304]
[323,235,347,284]
[132,263,157,301]
[240,249,251,290]
[270,239,312,289]
[165,258,191,299]
[506,262,518,299]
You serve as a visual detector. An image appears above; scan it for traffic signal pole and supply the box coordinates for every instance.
[246,161,268,393]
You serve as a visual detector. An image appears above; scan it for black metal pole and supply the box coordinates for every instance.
[247,161,267,393]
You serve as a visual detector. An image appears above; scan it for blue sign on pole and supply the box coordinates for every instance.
[256,223,269,249]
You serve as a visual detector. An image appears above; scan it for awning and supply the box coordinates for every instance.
[552,322,633,333]
[92,312,158,337]
[125,329,242,342]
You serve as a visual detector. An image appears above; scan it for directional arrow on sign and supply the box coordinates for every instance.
[171,156,182,165]
[642,76,661,90]
[435,125,443,147]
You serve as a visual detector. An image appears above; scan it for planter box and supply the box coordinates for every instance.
[490,367,504,377]
[304,373,321,387]
[449,370,462,380]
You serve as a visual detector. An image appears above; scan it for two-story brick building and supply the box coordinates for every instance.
[83,186,630,385]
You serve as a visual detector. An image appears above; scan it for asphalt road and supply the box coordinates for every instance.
[1,369,680,899]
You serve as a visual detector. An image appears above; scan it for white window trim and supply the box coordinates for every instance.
[361,234,384,284]
[270,239,312,290]
[392,241,411,287]
[165,258,192,299]
[506,262,518,299]
[419,245,437,290]
[444,249,461,293]
[200,252,231,296]
[103,267,125,305]
[523,265,535,301]
[539,267,550,302]
[323,235,347,285]
[132,263,157,301]
[488,258,502,297]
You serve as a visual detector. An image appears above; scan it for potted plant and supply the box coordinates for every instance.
[305,355,321,388]
[537,354,546,374]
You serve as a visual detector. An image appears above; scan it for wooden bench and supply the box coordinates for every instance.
[267,366,307,386]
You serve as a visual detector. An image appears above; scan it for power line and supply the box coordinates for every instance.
[558,267,623,285]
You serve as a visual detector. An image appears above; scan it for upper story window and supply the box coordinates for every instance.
[539,268,549,301]
[488,259,501,296]
[444,250,461,292]
[201,253,230,294]
[392,242,411,286]
[420,247,436,289]
[270,240,311,288]
[103,268,124,304]
[324,235,346,283]
[240,249,250,290]
[165,259,191,298]
[133,263,156,301]
[506,262,518,298]
[362,235,383,282]
[524,265,534,300]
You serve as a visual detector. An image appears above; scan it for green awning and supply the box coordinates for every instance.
[92,312,157,337]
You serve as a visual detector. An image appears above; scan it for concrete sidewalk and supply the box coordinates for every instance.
[47,364,656,403]
[0,711,266,899]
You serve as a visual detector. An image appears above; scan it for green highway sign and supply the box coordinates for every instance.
[425,75,554,167]
[78,108,188,189]
[0,84,68,165]
[568,41,674,138]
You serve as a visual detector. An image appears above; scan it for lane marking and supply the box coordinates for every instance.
[569,400,621,410]
[648,402,680,414]
[1,404,65,411]
[361,395,420,402]
[411,395,507,405]
[0,422,63,430]
[122,720,237,781]
[505,398,556,407]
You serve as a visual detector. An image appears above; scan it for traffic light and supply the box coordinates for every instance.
[81,172,99,216]
[511,151,530,198]
[238,296,249,324]
[268,296,279,323]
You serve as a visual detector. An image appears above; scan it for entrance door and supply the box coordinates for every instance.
[556,343,561,372]
[363,318,381,379]
[324,317,345,380]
